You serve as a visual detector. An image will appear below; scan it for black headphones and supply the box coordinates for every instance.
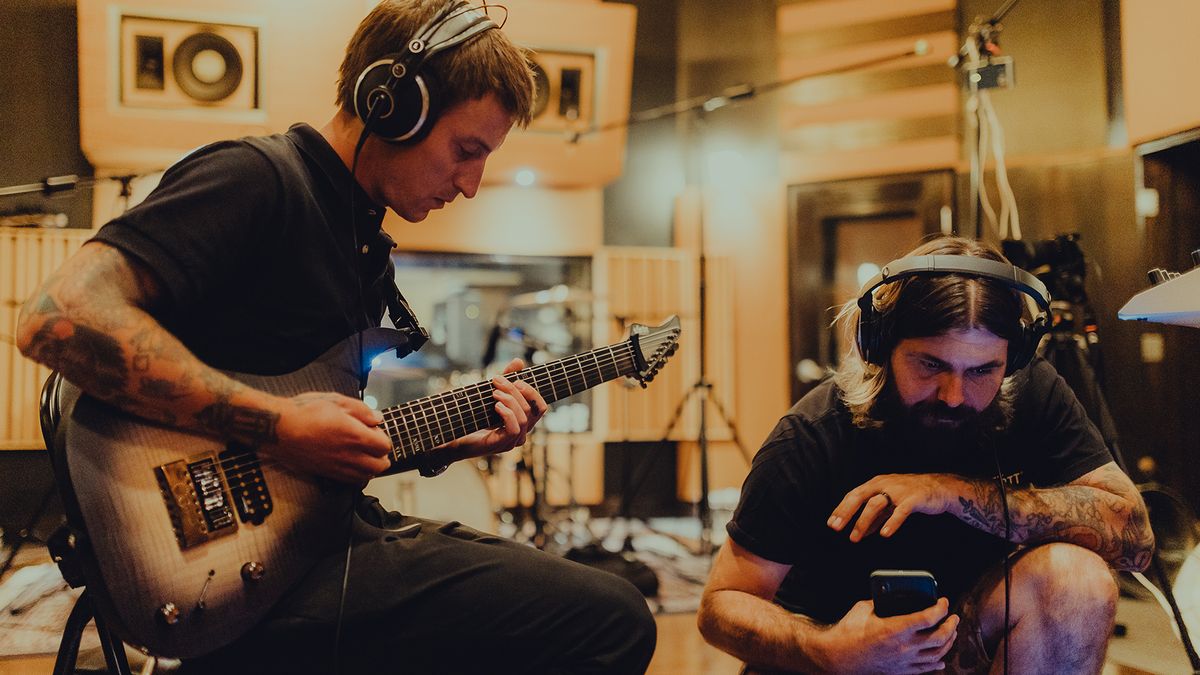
[352,0,498,144]
[855,254,1052,376]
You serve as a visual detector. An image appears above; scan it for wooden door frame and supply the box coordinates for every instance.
[786,170,955,403]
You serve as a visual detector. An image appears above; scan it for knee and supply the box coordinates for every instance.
[611,576,658,650]
[1019,543,1117,622]
[589,575,657,670]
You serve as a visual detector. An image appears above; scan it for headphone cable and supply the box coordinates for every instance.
[991,443,1012,675]
[330,109,378,675]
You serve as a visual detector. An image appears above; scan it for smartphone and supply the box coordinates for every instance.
[870,569,938,617]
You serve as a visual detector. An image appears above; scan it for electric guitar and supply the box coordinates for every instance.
[50,316,681,658]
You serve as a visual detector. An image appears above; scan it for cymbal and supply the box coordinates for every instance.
[509,284,597,308]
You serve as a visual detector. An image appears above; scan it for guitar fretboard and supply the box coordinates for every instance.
[379,341,637,464]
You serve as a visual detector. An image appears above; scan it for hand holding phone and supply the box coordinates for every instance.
[870,569,938,617]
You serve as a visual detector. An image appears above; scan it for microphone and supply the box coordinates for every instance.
[482,323,502,368]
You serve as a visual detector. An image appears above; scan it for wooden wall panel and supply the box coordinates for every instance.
[591,246,735,446]
[1122,0,1200,146]
[0,228,95,450]
[777,0,959,184]
[592,247,694,441]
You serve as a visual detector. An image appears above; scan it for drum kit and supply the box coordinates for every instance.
[365,284,604,551]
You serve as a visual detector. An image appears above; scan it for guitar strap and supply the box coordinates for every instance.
[380,264,429,358]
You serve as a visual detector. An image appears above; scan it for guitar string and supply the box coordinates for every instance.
[382,342,631,459]
[376,343,629,458]
[377,340,643,460]
[215,336,673,481]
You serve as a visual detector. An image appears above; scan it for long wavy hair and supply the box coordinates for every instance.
[833,236,1028,428]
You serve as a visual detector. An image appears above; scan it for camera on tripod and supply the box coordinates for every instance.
[1001,233,1088,307]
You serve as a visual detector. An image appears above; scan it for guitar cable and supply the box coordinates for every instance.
[991,443,1012,675]
[329,101,380,674]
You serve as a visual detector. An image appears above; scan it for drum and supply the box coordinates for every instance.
[364,462,498,533]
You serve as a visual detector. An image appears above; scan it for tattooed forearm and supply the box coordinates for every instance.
[16,242,286,447]
[25,316,131,400]
[952,465,1154,571]
[195,401,280,446]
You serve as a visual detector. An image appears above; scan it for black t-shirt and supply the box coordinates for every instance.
[91,124,396,375]
[726,358,1113,624]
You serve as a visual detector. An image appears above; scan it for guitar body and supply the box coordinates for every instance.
[54,332,393,658]
[47,318,681,659]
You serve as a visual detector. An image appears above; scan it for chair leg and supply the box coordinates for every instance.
[54,588,134,675]
[53,589,93,675]
[96,606,133,675]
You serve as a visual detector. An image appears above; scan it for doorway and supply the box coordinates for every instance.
[787,171,954,402]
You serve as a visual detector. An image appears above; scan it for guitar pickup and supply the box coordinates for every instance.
[220,446,273,526]
[156,453,239,550]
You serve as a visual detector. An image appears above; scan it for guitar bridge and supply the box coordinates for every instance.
[156,453,239,550]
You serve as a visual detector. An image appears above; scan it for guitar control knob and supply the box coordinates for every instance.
[241,561,265,582]
[1192,249,1200,267]
[1148,268,1170,285]
[157,602,181,626]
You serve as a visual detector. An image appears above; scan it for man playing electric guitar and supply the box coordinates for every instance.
[16,1,657,672]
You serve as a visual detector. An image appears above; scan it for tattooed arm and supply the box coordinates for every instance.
[948,462,1154,571]
[827,462,1154,571]
[16,242,392,483]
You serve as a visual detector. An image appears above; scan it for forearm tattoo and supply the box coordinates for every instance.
[956,465,1154,571]
[18,246,281,445]
[23,296,132,403]
[193,370,279,446]
[194,402,279,446]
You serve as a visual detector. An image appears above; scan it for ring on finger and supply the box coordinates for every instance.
[877,490,893,508]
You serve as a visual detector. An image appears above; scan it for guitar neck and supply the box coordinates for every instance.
[380,340,636,464]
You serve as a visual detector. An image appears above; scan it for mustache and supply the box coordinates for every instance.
[911,400,976,421]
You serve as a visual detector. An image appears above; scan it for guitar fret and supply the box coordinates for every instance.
[539,367,556,400]
[559,360,573,397]
[396,405,412,453]
[383,412,401,461]
[572,353,589,391]
[587,350,603,389]
[437,395,454,443]
[433,393,453,442]
[454,388,480,438]
[574,353,593,391]
[413,399,432,450]
[394,411,410,457]
[446,390,464,438]
[469,384,487,432]
[606,345,622,379]
[422,398,440,447]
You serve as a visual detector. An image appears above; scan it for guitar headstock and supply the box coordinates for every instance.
[627,315,682,388]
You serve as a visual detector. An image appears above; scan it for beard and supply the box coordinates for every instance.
[876,385,1010,454]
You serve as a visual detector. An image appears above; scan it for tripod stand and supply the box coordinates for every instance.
[656,176,753,557]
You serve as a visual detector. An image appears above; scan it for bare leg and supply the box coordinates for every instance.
[946,543,1118,675]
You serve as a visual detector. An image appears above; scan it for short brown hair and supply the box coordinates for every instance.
[336,0,534,127]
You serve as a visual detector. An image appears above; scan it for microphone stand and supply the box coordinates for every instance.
[954,0,1021,238]
[0,173,150,219]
